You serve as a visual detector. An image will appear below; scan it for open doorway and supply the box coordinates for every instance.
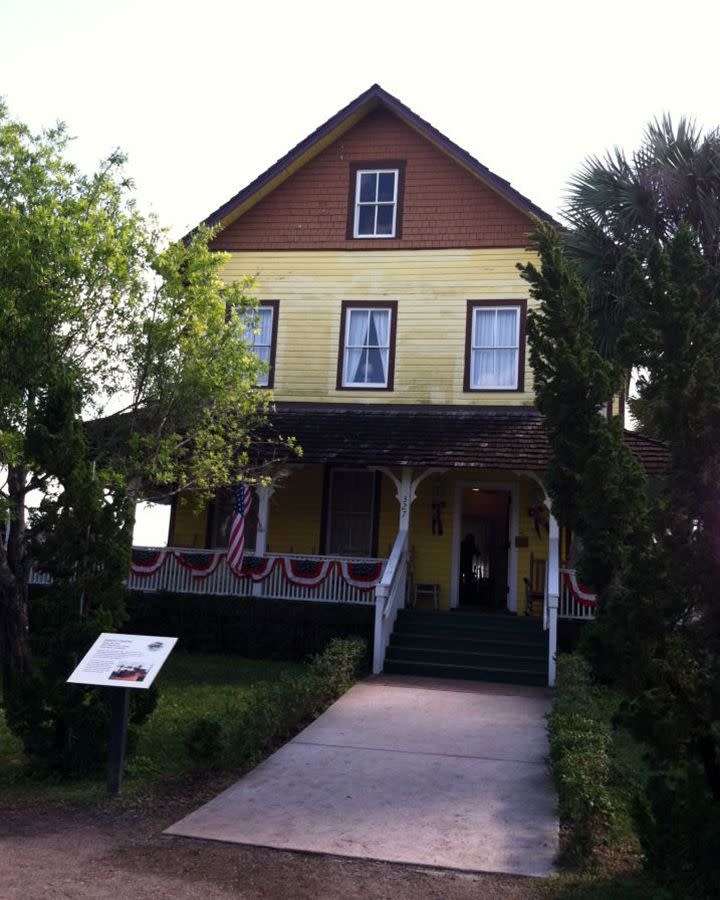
[458,488,510,610]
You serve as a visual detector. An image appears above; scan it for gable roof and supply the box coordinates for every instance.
[192,84,557,239]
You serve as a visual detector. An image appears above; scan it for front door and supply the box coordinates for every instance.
[458,488,510,609]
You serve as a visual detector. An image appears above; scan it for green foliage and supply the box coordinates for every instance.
[634,763,720,899]
[231,637,367,766]
[184,716,224,767]
[548,656,615,863]
[518,224,648,593]
[0,101,296,684]
[564,115,720,367]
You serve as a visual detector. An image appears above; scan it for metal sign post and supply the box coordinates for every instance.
[107,687,131,795]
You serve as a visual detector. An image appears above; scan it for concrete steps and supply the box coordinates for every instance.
[384,609,548,686]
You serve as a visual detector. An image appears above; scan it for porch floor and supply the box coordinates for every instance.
[166,676,558,877]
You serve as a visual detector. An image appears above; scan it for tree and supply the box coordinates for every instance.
[518,223,648,594]
[564,116,720,386]
[523,215,720,893]
[0,102,290,687]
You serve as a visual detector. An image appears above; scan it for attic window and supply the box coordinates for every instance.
[348,162,405,239]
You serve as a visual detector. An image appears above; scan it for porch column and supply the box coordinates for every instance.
[547,507,560,687]
[252,483,274,598]
[254,483,274,556]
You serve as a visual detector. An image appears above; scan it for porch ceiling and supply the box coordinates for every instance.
[263,403,669,473]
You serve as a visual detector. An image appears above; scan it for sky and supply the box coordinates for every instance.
[3,0,719,543]
[4,0,720,239]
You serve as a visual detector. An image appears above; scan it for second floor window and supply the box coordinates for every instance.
[340,304,396,389]
[353,169,399,237]
[466,302,524,391]
[242,301,278,388]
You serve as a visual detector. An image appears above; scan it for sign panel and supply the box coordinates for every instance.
[67,633,177,690]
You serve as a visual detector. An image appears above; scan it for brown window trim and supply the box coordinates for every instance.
[463,299,527,393]
[336,300,398,392]
[257,299,280,389]
[345,160,406,241]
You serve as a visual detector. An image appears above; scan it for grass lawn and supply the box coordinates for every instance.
[0,652,305,804]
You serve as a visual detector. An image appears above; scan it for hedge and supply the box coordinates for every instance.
[185,636,367,770]
[547,654,615,863]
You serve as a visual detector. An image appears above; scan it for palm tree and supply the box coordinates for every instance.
[564,116,720,361]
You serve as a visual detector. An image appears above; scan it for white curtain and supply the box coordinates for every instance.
[257,307,273,345]
[474,309,495,347]
[472,308,518,388]
[344,309,389,385]
[496,309,517,346]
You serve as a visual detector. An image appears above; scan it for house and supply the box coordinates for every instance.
[134,85,666,685]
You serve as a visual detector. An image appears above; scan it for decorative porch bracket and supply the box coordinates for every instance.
[515,470,560,687]
[373,466,447,531]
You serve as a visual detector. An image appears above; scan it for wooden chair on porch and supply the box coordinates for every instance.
[524,554,546,617]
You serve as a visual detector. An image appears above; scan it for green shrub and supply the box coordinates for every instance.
[185,716,224,767]
[231,637,366,765]
[548,654,615,864]
[634,763,720,898]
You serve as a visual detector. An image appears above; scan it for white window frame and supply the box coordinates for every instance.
[353,168,399,238]
[469,305,522,390]
[341,305,392,389]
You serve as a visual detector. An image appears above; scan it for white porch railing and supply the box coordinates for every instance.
[372,529,409,674]
[559,568,597,620]
[30,548,386,606]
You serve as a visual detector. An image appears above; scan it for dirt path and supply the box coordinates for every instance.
[1,801,546,900]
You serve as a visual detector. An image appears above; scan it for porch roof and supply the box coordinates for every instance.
[266,403,669,473]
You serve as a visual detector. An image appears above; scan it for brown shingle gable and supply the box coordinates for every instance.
[210,108,536,251]
[194,84,557,248]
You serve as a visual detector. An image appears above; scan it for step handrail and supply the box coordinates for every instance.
[372,529,409,673]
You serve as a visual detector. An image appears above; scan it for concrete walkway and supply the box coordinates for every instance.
[166,676,558,877]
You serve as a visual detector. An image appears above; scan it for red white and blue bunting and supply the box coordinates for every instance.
[130,549,384,590]
[174,550,223,578]
[562,571,597,608]
[130,548,170,576]
[338,560,384,591]
[281,557,334,587]
[239,555,278,582]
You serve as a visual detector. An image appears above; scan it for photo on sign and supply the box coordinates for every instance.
[109,663,153,683]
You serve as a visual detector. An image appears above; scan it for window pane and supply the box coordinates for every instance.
[496,309,517,346]
[376,204,394,235]
[474,309,495,347]
[357,205,375,235]
[328,470,375,557]
[257,307,273,344]
[377,172,396,202]
[344,347,365,384]
[495,349,518,387]
[472,349,495,387]
[347,309,369,346]
[359,172,377,202]
[370,309,390,346]
[365,346,388,384]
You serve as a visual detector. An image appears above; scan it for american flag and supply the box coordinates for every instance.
[227,483,253,575]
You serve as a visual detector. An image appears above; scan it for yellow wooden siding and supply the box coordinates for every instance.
[221,248,538,405]
[266,465,324,554]
[171,496,209,548]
